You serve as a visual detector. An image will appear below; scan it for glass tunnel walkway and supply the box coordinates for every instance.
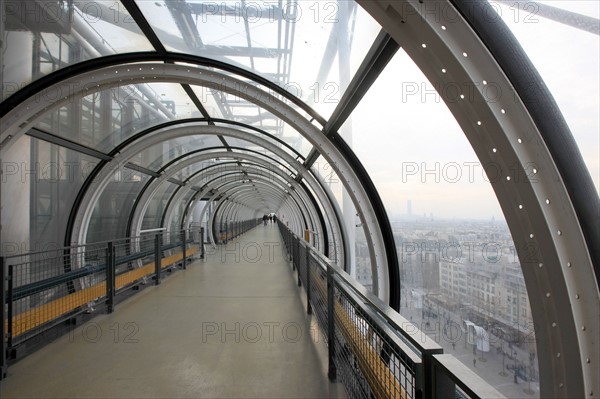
[0,224,347,399]
[0,0,598,398]
[1,223,507,399]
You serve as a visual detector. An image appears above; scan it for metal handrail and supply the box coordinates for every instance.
[0,229,200,358]
[278,222,505,399]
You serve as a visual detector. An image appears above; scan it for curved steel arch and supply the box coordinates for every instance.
[184,184,305,240]
[207,181,303,244]
[164,165,325,249]
[0,52,326,125]
[179,164,311,241]
[171,162,319,215]
[358,1,599,396]
[162,163,292,227]
[69,134,341,259]
[214,177,318,238]
[126,145,298,238]
[94,123,346,268]
[214,187,292,233]
[130,154,327,257]
[0,61,394,305]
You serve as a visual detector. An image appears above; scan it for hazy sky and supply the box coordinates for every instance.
[337,1,598,220]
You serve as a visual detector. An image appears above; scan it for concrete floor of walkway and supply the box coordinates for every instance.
[0,224,346,398]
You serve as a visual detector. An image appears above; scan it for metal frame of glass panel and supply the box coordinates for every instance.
[357,1,599,397]
[163,164,323,243]
[1,1,598,397]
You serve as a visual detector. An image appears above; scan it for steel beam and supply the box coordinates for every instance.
[303,30,399,169]
[358,0,599,396]
[26,128,112,161]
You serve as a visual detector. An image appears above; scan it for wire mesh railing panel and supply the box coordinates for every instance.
[309,256,328,341]
[2,229,195,355]
[334,281,417,399]
[308,254,329,343]
[6,245,108,345]
[298,242,307,287]
[276,223,506,399]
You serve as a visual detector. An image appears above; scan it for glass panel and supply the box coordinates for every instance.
[490,0,599,193]
[226,136,269,153]
[312,154,366,283]
[0,136,97,253]
[86,170,150,243]
[130,134,223,171]
[1,1,152,101]
[190,86,312,156]
[33,82,199,153]
[231,148,295,176]
[172,164,203,182]
[344,49,539,397]
[136,1,381,119]
[181,63,318,125]
[212,121,304,161]
[141,181,179,230]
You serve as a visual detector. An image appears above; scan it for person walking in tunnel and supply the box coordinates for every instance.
[272,214,277,223]
[269,214,273,223]
[263,214,268,226]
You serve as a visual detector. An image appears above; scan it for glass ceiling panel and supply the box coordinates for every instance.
[33,82,198,153]
[190,86,312,156]
[489,0,599,193]
[136,0,381,119]
[179,62,318,124]
[172,162,216,182]
[1,1,152,101]
[129,135,223,171]
[226,136,264,152]
[212,121,302,161]
[73,2,153,53]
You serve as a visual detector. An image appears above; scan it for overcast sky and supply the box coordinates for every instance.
[343,0,599,220]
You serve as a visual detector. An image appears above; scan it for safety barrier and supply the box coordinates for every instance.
[0,228,205,379]
[278,223,505,399]
[217,218,262,243]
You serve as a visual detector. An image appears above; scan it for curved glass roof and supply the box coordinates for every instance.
[1,1,598,397]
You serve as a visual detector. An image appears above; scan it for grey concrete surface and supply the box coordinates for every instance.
[0,224,346,398]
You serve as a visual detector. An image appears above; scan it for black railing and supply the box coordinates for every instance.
[217,218,262,243]
[278,223,505,399]
[0,228,204,379]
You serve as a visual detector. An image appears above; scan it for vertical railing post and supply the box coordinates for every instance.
[154,234,161,285]
[297,241,302,287]
[305,246,312,315]
[200,227,205,259]
[182,230,187,270]
[0,257,7,380]
[288,231,292,261]
[327,264,336,381]
[6,265,13,351]
[291,236,296,271]
[432,356,455,399]
[421,347,445,399]
[106,242,115,313]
